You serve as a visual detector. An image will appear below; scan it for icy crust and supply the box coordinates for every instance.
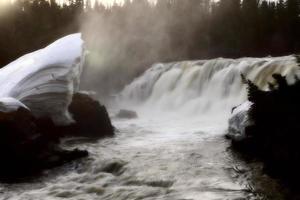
[0,33,84,125]
[0,97,28,113]
[228,101,253,139]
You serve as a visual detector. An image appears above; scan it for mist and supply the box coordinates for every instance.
[80,0,210,100]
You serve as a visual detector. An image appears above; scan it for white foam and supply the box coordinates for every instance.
[118,56,299,119]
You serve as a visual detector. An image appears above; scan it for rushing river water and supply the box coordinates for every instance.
[0,114,285,200]
[0,116,253,199]
[1,56,299,200]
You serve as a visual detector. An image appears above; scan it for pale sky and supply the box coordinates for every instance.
[57,0,156,7]
[0,0,157,8]
[0,0,124,7]
[57,0,124,6]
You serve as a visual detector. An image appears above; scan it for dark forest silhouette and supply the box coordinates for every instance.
[0,0,299,78]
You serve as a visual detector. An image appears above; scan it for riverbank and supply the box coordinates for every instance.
[227,66,300,198]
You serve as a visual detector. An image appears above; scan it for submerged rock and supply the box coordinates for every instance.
[97,160,126,175]
[116,109,138,119]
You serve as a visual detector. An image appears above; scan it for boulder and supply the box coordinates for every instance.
[67,93,114,138]
[0,34,115,181]
[0,93,114,181]
[0,107,88,181]
[116,109,138,119]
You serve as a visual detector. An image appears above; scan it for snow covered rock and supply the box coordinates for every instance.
[0,33,84,125]
[0,34,90,180]
[0,34,116,180]
[0,97,28,113]
[227,101,253,141]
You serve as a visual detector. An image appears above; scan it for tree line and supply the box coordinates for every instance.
[0,0,299,91]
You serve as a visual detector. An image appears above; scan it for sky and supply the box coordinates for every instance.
[58,0,156,7]
[0,0,124,7]
[0,0,158,7]
[57,0,124,6]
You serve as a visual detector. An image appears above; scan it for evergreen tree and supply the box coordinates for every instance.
[1,0,300,71]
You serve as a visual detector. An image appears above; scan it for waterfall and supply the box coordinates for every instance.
[117,56,300,117]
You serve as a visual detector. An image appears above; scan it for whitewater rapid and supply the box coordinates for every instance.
[118,56,299,116]
[1,55,299,200]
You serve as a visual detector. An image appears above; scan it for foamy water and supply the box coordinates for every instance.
[0,115,257,200]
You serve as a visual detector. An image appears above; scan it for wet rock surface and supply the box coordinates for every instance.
[67,93,114,138]
[0,93,114,181]
[227,72,300,197]
[0,108,88,181]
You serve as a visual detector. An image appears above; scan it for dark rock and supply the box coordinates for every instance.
[0,93,114,181]
[227,65,300,191]
[34,93,115,139]
[67,93,114,138]
[99,160,126,175]
[116,109,138,119]
[0,108,88,181]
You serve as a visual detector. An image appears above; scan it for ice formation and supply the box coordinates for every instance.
[228,101,253,137]
[0,97,28,113]
[0,33,84,125]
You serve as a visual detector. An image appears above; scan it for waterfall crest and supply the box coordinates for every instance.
[118,56,299,116]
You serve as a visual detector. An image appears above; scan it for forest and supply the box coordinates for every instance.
[0,0,299,93]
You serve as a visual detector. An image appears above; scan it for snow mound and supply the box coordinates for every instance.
[0,33,85,125]
[228,101,253,138]
[0,97,28,113]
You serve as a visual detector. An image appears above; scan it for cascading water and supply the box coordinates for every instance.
[118,56,299,116]
[2,56,299,200]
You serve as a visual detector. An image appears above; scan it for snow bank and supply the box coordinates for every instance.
[228,101,253,139]
[0,97,28,113]
[0,33,84,125]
